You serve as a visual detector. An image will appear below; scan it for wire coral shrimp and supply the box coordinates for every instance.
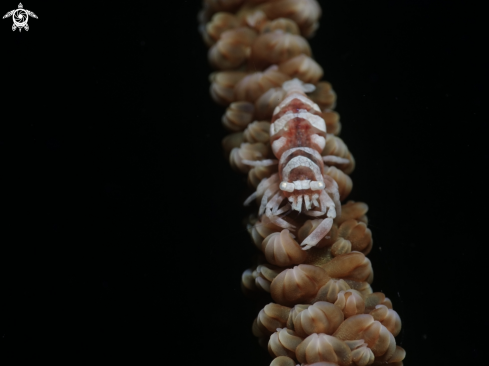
[244,78,344,250]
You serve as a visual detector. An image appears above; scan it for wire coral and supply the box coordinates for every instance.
[199,1,405,365]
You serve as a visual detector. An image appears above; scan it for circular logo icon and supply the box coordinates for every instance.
[12,9,27,27]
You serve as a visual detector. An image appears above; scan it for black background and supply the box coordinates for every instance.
[0,0,486,364]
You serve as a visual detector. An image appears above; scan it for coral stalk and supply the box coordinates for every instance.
[199,1,405,365]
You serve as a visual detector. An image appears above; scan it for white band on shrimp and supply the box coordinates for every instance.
[279,147,323,167]
[282,156,324,183]
[272,110,326,135]
[271,136,287,156]
[322,155,350,165]
[311,134,326,150]
[275,93,321,115]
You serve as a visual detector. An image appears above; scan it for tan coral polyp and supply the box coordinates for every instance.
[347,341,375,366]
[364,292,393,313]
[337,202,369,225]
[314,278,351,303]
[324,166,353,201]
[209,27,257,69]
[337,220,372,255]
[221,131,244,157]
[249,31,311,69]
[296,333,352,366]
[308,81,337,110]
[250,216,284,249]
[222,101,255,131]
[289,301,344,337]
[254,87,287,119]
[334,290,365,318]
[229,141,268,173]
[369,305,402,337]
[259,0,322,37]
[269,355,297,366]
[248,164,278,188]
[235,68,290,103]
[243,120,271,143]
[323,110,341,136]
[278,54,324,84]
[332,315,396,358]
[204,12,239,45]
[209,70,246,105]
[271,264,330,306]
[260,17,301,35]
[321,252,374,284]
[268,328,304,359]
[253,302,291,337]
[263,229,307,266]
[331,238,352,257]
[323,135,355,174]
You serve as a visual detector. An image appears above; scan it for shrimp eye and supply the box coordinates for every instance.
[279,182,295,192]
[310,181,324,190]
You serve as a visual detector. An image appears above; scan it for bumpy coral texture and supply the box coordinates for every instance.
[200,1,405,365]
